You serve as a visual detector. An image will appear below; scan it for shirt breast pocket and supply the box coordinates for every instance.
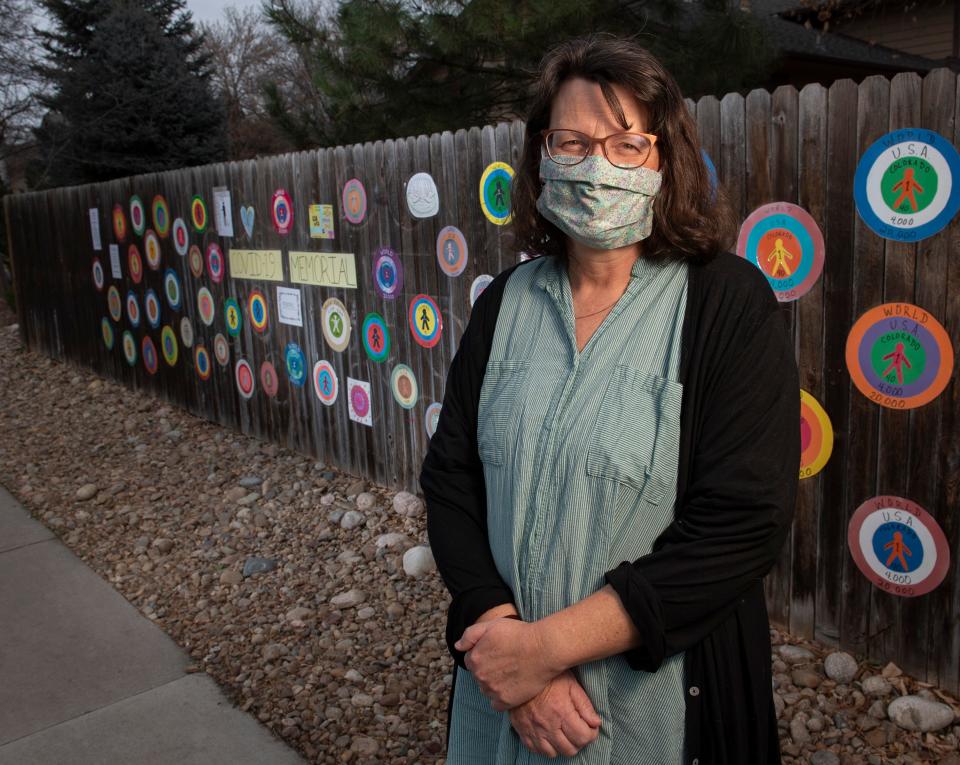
[585,364,683,505]
[477,359,531,467]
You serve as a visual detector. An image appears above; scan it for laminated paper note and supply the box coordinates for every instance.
[288,251,357,289]
[228,249,283,281]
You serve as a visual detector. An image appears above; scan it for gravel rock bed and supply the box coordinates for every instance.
[0,320,957,764]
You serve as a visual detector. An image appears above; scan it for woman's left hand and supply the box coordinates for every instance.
[455,618,558,711]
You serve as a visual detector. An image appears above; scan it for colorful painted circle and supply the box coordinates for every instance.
[107,286,122,322]
[349,379,371,418]
[206,243,224,283]
[736,202,825,302]
[799,390,833,480]
[479,162,514,225]
[854,128,960,242]
[101,317,114,350]
[436,226,468,277]
[129,195,146,236]
[372,246,403,300]
[144,229,162,270]
[321,297,351,352]
[248,290,269,333]
[92,258,105,291]
[361,312,390,362]
[313,360,338,405]
[847,495,950,597]
[122,330,137,366]
[180,316,194,348]
[144,289,161,328]
[845,302,954,410]
[112,204,127,241]
[126,290,141,328]
[284,343,306,387]
[152,195,170,237]
[425,402,442,439]
[213,333,229,366]
[188,245,204,278]
[190,195,208,232]
[342,179,367,224]
[197,287,215,326]
[163,268,182,310]
[235,358,255,399]
[161,325,178,366]
[390,363,418,409]
[408,294,442,348]
[272,188,293,235]
[128,244,143,284]
[142,335,158,375]
[224,297,242,337]
[260,361,279,397]
[406,172,439,218]
[195,345,212,380]
[172,218,189,256]
[702,149,718,198]
[470,274,493,307]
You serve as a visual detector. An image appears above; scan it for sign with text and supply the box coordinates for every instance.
[228,249,283,282]
[288,251,357,289]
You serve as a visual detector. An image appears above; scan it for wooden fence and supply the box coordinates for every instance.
[4,67,959,695]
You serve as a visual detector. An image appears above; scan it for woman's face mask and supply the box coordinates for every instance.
[535,154,662,250]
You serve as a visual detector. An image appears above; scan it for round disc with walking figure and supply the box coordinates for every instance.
[362,312,390,362]
[479,162,514,225]
[390,364,418,409]
[408,294,442,348]
[436,226,468,277]
[322,298,351,352]
[313,360,338,405]
[799,389,833,480]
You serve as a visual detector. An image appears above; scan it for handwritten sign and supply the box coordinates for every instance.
[228,249,283,281]
[277,286,303,327]
[288,251,357,289]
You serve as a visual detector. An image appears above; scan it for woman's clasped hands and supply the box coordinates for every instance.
[455,616,602,757]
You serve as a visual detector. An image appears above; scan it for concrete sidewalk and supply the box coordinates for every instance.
[0,483,307,765]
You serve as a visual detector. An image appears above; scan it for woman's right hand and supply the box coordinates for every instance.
[508,668,601,757]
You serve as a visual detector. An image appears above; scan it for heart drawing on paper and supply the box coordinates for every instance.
[240,206,255,238]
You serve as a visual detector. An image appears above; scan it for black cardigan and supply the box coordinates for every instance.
[421,251,800,765]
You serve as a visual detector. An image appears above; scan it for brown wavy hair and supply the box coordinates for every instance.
[511,33,736,262]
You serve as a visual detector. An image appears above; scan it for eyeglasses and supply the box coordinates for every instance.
[540,128,658,169]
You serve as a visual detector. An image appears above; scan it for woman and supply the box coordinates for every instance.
[421,34,799,765]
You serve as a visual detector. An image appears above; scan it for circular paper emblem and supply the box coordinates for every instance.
[195,345,212,380]
[342,179,367,224]
[122,330,137,366]
[151,195,170,237]
[479,162,514,225]
[142,335,158,375]
[144,229,162,270]
[845,303,954,410]
[470,274,493,307]
[260,361,279,397]
[172,218,189,256]
[224,297,242,337]
[362,312,390,362]
[854,128,960,242]
[437,226,468,277]
[284,343,306,387]
[406,172,439,218]
[409,294,442,348]
[180,316,194,348]
[702,149,718,197]
[848,495,949,597]
[736,202,825,302]
[197,287,215,326]
[163,268,182,310]
[425,402,442,439]
[206,243,224,283]
[144,289,161,328]
[248,290,269,333]
[92,258,105,291]
[107,286,122,322]
[322,297,351,352]
[235,358,255,399]
[161,325,178,366]
[112,204,127,241]
[101,318,114,350]
[272,188,293,234]
[313,360,338,405]
[799,390,833,479]
[213,333,229,366]
[390,364,418,409]
[129,195,146,236]
[372,246,403,299]
[128,244,143,284]
[125,290,140,328]
[190,195,208,232]
[349,379,371,419]
[188,245,204,278]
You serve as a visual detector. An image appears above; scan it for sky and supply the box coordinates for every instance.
[186,0,258,24]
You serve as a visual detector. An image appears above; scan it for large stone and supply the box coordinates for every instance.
[75,483,98,501]
[355,492,377,510]
[330,589,366,608]
[791,668,823,689]
[376,533,411,550]
[887,695,955,732]
[861,675,892,696]
[220,569,243,585]
[393,491,424,518]
[779,644,815,664]
[340,510,365,530]
[824,651,858,684]
[243,556,278,577]
[403,545,436,577]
